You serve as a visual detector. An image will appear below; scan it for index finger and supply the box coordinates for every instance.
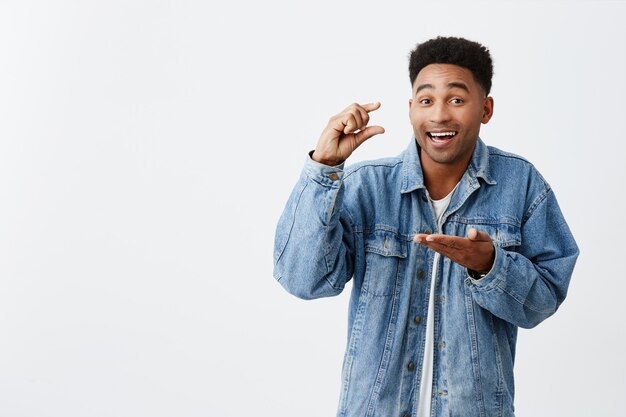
[361,101,382,113]
[413,233,469,248]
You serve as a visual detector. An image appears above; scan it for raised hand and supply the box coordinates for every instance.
[311,102,385,166]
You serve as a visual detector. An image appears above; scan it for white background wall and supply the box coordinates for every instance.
[1,1,624,416]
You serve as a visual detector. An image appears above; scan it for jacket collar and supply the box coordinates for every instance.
[400,136,496,194]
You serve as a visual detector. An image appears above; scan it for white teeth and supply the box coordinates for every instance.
[430,131,457,137]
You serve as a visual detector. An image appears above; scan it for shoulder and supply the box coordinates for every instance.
[483,145,554,220]
[344,155,403,179]
[487,145,531,164]
[486,145,550,189]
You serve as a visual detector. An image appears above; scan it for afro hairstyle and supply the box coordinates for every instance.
[408,36,494,96]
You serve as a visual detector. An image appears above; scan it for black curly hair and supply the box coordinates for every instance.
[409,36,493,96]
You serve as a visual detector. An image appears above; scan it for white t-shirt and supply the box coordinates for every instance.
[416,190,453,417]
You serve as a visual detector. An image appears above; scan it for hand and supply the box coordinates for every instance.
[311,102,385,166]
[413,228,495,274]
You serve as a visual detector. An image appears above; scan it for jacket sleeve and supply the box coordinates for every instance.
[465,188,579,329]
[272,155,356,300]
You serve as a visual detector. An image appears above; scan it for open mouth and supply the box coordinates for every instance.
[426,131,458,143]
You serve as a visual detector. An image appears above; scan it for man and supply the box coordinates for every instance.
[273,37,578,417]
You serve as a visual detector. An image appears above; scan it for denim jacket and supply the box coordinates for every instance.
[273,138,579,417]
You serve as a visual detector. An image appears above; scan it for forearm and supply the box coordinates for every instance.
[273,155,355,300]
[465,190,579,329]
[465,245,578,328]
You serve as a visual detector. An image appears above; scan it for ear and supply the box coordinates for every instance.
[481,96,494,124]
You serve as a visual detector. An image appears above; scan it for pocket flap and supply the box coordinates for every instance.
[365,231,407,258]
[475,223,521,248]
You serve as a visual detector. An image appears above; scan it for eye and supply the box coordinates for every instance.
[419,98,431,105]
[450,98,464,104]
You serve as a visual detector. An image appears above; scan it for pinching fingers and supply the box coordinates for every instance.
[342,113,361,134]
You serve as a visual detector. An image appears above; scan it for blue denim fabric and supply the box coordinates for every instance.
[273,138,579,417]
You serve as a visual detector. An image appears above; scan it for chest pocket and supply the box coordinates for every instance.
[448,217,522,249]
[362,230,407,297]
[481,222,521,248]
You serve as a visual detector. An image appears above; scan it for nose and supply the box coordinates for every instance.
[429,102,451,124]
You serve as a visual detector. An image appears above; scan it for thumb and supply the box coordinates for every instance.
[354,125,385,146]
[468,228,492,242]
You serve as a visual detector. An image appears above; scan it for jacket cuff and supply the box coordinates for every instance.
[303,151,345,187]
[465,244,504,291]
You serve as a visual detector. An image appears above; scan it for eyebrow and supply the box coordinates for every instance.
[415,82,470,94]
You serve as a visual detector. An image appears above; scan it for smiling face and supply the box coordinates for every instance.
[409,63,494,174]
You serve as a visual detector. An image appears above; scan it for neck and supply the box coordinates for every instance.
[420,155,470,201]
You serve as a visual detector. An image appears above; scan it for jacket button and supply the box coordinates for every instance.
[414,316,421,325]
[418,270,425,279]
[327,173,339,181]
[424,229,432,235]
[408,361,415,371]
[403,413,410,417]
